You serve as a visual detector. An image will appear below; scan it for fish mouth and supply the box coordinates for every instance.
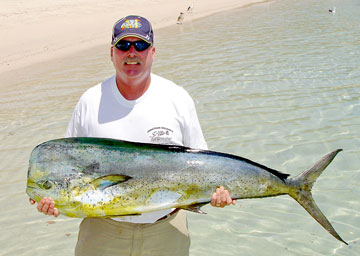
[26,187,42,202]
[26,179,38,190]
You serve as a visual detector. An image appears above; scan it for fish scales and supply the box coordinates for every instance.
[26,137,347,244]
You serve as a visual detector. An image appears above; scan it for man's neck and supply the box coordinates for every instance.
[115,74,151,100]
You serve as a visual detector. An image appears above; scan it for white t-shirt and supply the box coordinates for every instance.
[66,73,207,223]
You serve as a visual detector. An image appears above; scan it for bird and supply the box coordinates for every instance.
[177,12,185,24]
[328,7,336,13]
[187,3,194,13]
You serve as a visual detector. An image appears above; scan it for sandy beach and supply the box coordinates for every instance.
[0,0,266,87]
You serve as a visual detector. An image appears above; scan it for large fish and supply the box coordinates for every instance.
[26,137,347,244]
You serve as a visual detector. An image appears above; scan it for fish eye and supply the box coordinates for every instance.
[42,181,52,190]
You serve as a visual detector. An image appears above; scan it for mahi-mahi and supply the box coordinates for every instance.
[26,137,347,244]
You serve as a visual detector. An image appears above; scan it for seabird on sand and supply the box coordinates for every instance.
[177,12,185,24]
[329,7,336,13]
[187,3,194,13]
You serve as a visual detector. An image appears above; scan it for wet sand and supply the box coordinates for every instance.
[0,0,266,88]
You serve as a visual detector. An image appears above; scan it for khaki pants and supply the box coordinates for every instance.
[75,210,190,256]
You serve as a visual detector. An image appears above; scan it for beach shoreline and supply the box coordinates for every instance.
[0,0,267,89]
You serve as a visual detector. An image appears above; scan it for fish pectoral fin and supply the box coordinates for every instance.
[182,203,207,214]
[90,174,132,191]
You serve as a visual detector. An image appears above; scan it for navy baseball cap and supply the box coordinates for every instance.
[112,15,154,45]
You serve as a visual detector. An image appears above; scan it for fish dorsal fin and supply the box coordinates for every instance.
[90,175,132,190]
[182,203,207,214]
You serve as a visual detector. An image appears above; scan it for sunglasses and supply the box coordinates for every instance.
[114,40,152,52]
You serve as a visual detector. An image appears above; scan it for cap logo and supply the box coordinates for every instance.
[121,19,142,30]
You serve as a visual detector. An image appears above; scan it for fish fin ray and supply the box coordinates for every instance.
[289,149,347,245]
[90,174,132,191]
[182,203,208,214]
[104,213,142,217]
[296,149,342,189]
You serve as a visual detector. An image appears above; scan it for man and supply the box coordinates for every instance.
[30,15,235,256]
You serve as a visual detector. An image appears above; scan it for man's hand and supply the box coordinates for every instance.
[29,197,60,217]
[210,186,236,208]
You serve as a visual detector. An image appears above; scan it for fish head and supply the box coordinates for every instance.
[26,140,75,204]
[26,167,71,205]
[27,177,57,201]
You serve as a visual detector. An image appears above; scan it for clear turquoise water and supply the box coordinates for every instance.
[153,0,359,255]
[0,0,359,255]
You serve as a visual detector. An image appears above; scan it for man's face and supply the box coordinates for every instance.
[111,36,155,80]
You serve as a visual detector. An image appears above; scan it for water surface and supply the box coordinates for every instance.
[0,0,359,255]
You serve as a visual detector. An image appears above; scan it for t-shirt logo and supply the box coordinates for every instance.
[121,19,142,30]
[147,127,174,144]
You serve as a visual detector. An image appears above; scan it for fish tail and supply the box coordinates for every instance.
[288,149,347,245]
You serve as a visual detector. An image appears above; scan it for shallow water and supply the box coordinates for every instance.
[0,0,359,255]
